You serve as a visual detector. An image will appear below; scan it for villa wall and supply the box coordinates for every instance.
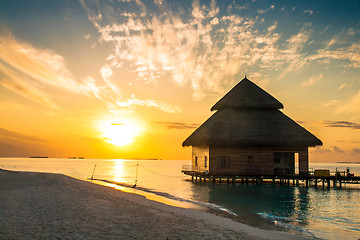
[205,147,308,175]
[192,146,209,172]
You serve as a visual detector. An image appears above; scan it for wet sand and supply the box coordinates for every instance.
[0,169,310,239]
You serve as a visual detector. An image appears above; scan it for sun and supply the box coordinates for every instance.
[98,118,143,147]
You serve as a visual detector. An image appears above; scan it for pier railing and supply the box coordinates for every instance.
[182,165,290,176]
[182,165,192,171]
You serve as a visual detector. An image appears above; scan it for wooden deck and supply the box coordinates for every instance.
[181,170,360,188]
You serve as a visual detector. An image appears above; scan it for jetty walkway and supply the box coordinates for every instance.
[182,170,360,188]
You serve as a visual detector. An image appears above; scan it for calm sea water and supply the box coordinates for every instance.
[1,158,360,240]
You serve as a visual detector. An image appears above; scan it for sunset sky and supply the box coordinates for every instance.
[1,0,359,161]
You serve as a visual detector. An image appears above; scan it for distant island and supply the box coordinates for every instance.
[337,162,360,164]
[29,156,48,158]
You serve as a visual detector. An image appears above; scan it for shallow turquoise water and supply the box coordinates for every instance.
[1,158,359,240]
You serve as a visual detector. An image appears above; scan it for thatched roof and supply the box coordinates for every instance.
[211,77,283,111]
[182,108,322,147]
[183,77,322,148]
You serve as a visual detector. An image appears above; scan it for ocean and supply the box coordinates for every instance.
[1,158,359,240]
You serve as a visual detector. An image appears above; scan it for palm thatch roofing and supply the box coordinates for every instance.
[211,77,283,110]
[183,77,322,148]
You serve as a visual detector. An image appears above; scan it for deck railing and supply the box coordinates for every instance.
[182,165,192,171]
[182,165,208,173]
[181,165,312,176]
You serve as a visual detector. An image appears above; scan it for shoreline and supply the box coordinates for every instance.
[0,169,311,239]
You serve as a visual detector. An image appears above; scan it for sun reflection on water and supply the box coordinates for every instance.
[112,160,129,183]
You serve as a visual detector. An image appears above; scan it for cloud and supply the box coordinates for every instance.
[336,89,360,114]
[279,26,312,78]
[0,33,82,109]
[310,42,360,69]
[0,30,181,114]
[350,148,360,154]
[115,95,181,113]
[311,145,360,155]
[81,0,320,100]
[303,10,313,15]
[337,82,348,90]
[154,121,199,129]
[301,73,323,88]
[0,127,47,143]
[311,146,331,153]
[321,120,360,129]
[333,145,345,153]
[78,0,360,105]
[257,5,275,14]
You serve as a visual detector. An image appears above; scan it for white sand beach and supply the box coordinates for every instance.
[0,169,310,240]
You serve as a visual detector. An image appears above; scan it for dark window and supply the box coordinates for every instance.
[218,156,230,168]
[195,156,198,167]
[204,156,207,168]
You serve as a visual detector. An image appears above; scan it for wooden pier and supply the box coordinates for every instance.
[182,170,360,188]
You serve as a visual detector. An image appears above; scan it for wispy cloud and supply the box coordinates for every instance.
[115,95,181,113]
[80,0,323,100]
[333,145,345,153]
[257,5,275,14]
[350,148,360,154]
[311,146,332,153]
[0,127,47,143]
[0,33,81,109]
[301,73,323,88]
[154,121,199,129]
[336,89,360,115]
[320,120,360,129]
[78,0,360,105]
[303,10,313,15]
[0,31,180,114]
[311,145,358,155]
[309,42,360,69]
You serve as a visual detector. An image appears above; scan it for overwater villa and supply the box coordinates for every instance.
[182,77,322,177]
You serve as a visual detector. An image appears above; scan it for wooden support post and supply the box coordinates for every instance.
[299,149,309,175]
[322,179,325,188]
[192,175,194,181]
[306,180,309,187]
[296,179,299,186]
[315,179,318,187]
